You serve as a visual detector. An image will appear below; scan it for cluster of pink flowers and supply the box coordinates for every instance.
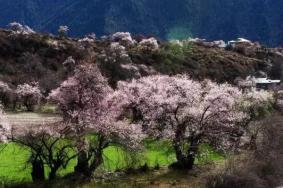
[16,83,42,100]
[16,82,42,111]
[115,75,249,150]
[0,81,45,111]
[48,63,274,170]
[138,37,159,51]
[49,63,144,148]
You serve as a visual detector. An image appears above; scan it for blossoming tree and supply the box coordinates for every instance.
[110,32,136,47]
[138,37,159,52]
[115,75,248,169]
[11,123,76,181]
[49,63,144,177]
[16,82,42,111]
[58,25,69,37]
[100,42,130,64]
[98,41,140,87]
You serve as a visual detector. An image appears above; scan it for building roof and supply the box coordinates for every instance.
[254,77,281,84]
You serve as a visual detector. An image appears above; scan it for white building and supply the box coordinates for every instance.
[246,73,280,90]
[253,77,281,90]
[237,73,281,92]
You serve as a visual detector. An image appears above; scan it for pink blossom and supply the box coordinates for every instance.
[115,75,247,151]
[48,63,144,149]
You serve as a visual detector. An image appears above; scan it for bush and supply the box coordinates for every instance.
[206,116,283,188]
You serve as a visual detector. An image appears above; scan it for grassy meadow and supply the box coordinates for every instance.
[0,141,224,185]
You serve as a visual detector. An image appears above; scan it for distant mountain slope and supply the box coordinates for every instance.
[0,28,276,91]
[0,0,282,46]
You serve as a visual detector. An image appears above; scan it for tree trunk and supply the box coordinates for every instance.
[75,150,104,178]
[171,136,200,170]
[31,159,45,182]
[74,132,107,178]
[49,171,56,180]
[171,124,188,169]
[74,127,92,177]
[74,150,91,177]
[26,103,34,112]
[249,134,257,150]
[12,99,17,111]
[173,143,187,167]
[89,151,103,174]
[49,167,59,180]
[185,138,200,170]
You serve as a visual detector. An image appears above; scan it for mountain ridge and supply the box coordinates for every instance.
[0,0,282,46]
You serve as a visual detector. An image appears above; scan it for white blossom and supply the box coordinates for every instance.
[99,42,130,63]
[8,22,35,35]
[58,25,69,37]
[138,37,159,51]
[111,32,136,46]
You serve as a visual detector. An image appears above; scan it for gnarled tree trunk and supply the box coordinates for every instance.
[171,125,200,170]
[31,158,45,182]
[74,135,106,178]
[75,150,92,177]
[49,165,60,180]
[185,138,200,169]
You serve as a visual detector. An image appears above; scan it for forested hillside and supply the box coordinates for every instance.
[0,28,280,94]
[0,0,282,46]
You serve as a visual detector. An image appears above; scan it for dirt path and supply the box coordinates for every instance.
[4,112,62,127]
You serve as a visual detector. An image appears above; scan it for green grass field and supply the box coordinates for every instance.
[0,141,224,185]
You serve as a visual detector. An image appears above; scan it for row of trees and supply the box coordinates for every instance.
[0,62,273,181]
[0,81,42,111]
[8,22,68,38]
